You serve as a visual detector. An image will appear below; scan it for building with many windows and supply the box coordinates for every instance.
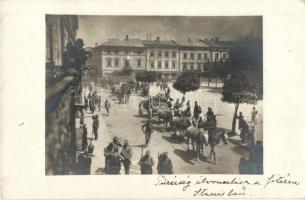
[93,36,231,80]
[143,37,180,80]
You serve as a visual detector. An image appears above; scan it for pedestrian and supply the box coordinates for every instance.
[120,140,133,174]
[139,150,154,174]
[82,124,88,151]
[104,98,111,116]
[157,152,173,174]
[251,106,258,123]
[107,148,123,174]
[92,114,99,140]
[141,119,153,147]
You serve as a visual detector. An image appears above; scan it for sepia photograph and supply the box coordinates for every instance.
[45,15,263,175]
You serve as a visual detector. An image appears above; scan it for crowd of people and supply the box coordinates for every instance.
[103,137,173,175]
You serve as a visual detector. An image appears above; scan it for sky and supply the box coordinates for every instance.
[77,16,262,47]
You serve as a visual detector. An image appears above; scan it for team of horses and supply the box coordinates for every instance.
[157,108,228,161]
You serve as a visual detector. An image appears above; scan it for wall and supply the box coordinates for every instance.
[45,80,77,175]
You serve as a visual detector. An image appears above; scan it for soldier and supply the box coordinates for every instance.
[120,140,133,174]
[193,101,202,120]
[92,114,99,140]
[205,107,214,121]
[104,142,114,174]
[141,119,154,147]
[157,152,173,174]
[107,148,123,174]
[139,150,154,174]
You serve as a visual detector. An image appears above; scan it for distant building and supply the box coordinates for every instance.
[93,35,231,80]
[143,37,180,80]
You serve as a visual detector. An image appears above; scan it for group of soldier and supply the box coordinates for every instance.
[103,137,173,174]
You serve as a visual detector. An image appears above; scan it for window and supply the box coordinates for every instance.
[222,53,227,59]
[190,53,194,59]
[183,63,187,71]
[183,52,188,59]
[172,61,176,69]
[165,51,169,58]
[124,49,129,54]
[172,51,176,58]
[197,53,202,60]
[158,61,162,68]
[204,53,208,60]
[137,49,142,55]
[190,64,194,70]
[158,50,162,58]
[150,61,155,68]
[106,58,112,67]
[165,61,169,69]
[150,50,154,57]
[114,49,119,54]
[137,59,141,68]
[215,53,219,60]
[114,59,119,67]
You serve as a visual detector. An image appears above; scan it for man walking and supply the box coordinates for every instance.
[139,150,154,174]
[120,140,133,174]
[141,119,154,147]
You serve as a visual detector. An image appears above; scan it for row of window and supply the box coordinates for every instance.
[106,58,142,68]
[104,49,144,55]
[150,50,177,58]
[150,61,176,69]
[148,51,227,60]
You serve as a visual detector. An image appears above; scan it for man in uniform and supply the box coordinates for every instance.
[107,148,123,174]
[141,119,153,147]
[193,101,202,120]
[251,106,258,124]
[120,140,133,174]
[157,152,173,174]
[139,150,154,174]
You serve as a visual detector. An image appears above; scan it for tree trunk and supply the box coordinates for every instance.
[215,77,218,88]
[207,77,210,87]
[231,103,239,133]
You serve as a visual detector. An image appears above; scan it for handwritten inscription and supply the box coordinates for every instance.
[155,174,300,197]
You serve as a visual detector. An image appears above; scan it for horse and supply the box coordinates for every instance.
[206,128,228,163]
[184,126,208,161]
[170,115,192,138]
[158,109,173,127]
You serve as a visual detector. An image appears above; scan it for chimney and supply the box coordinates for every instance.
[126,35,129,41]
[215,37,219,43]
[188,38,191,42]
[156,36,160,41]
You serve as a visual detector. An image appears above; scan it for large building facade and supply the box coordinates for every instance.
[93,35,231,80]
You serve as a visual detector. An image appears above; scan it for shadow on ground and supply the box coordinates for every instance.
[173,149,197,165]
[162,135,183,144]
